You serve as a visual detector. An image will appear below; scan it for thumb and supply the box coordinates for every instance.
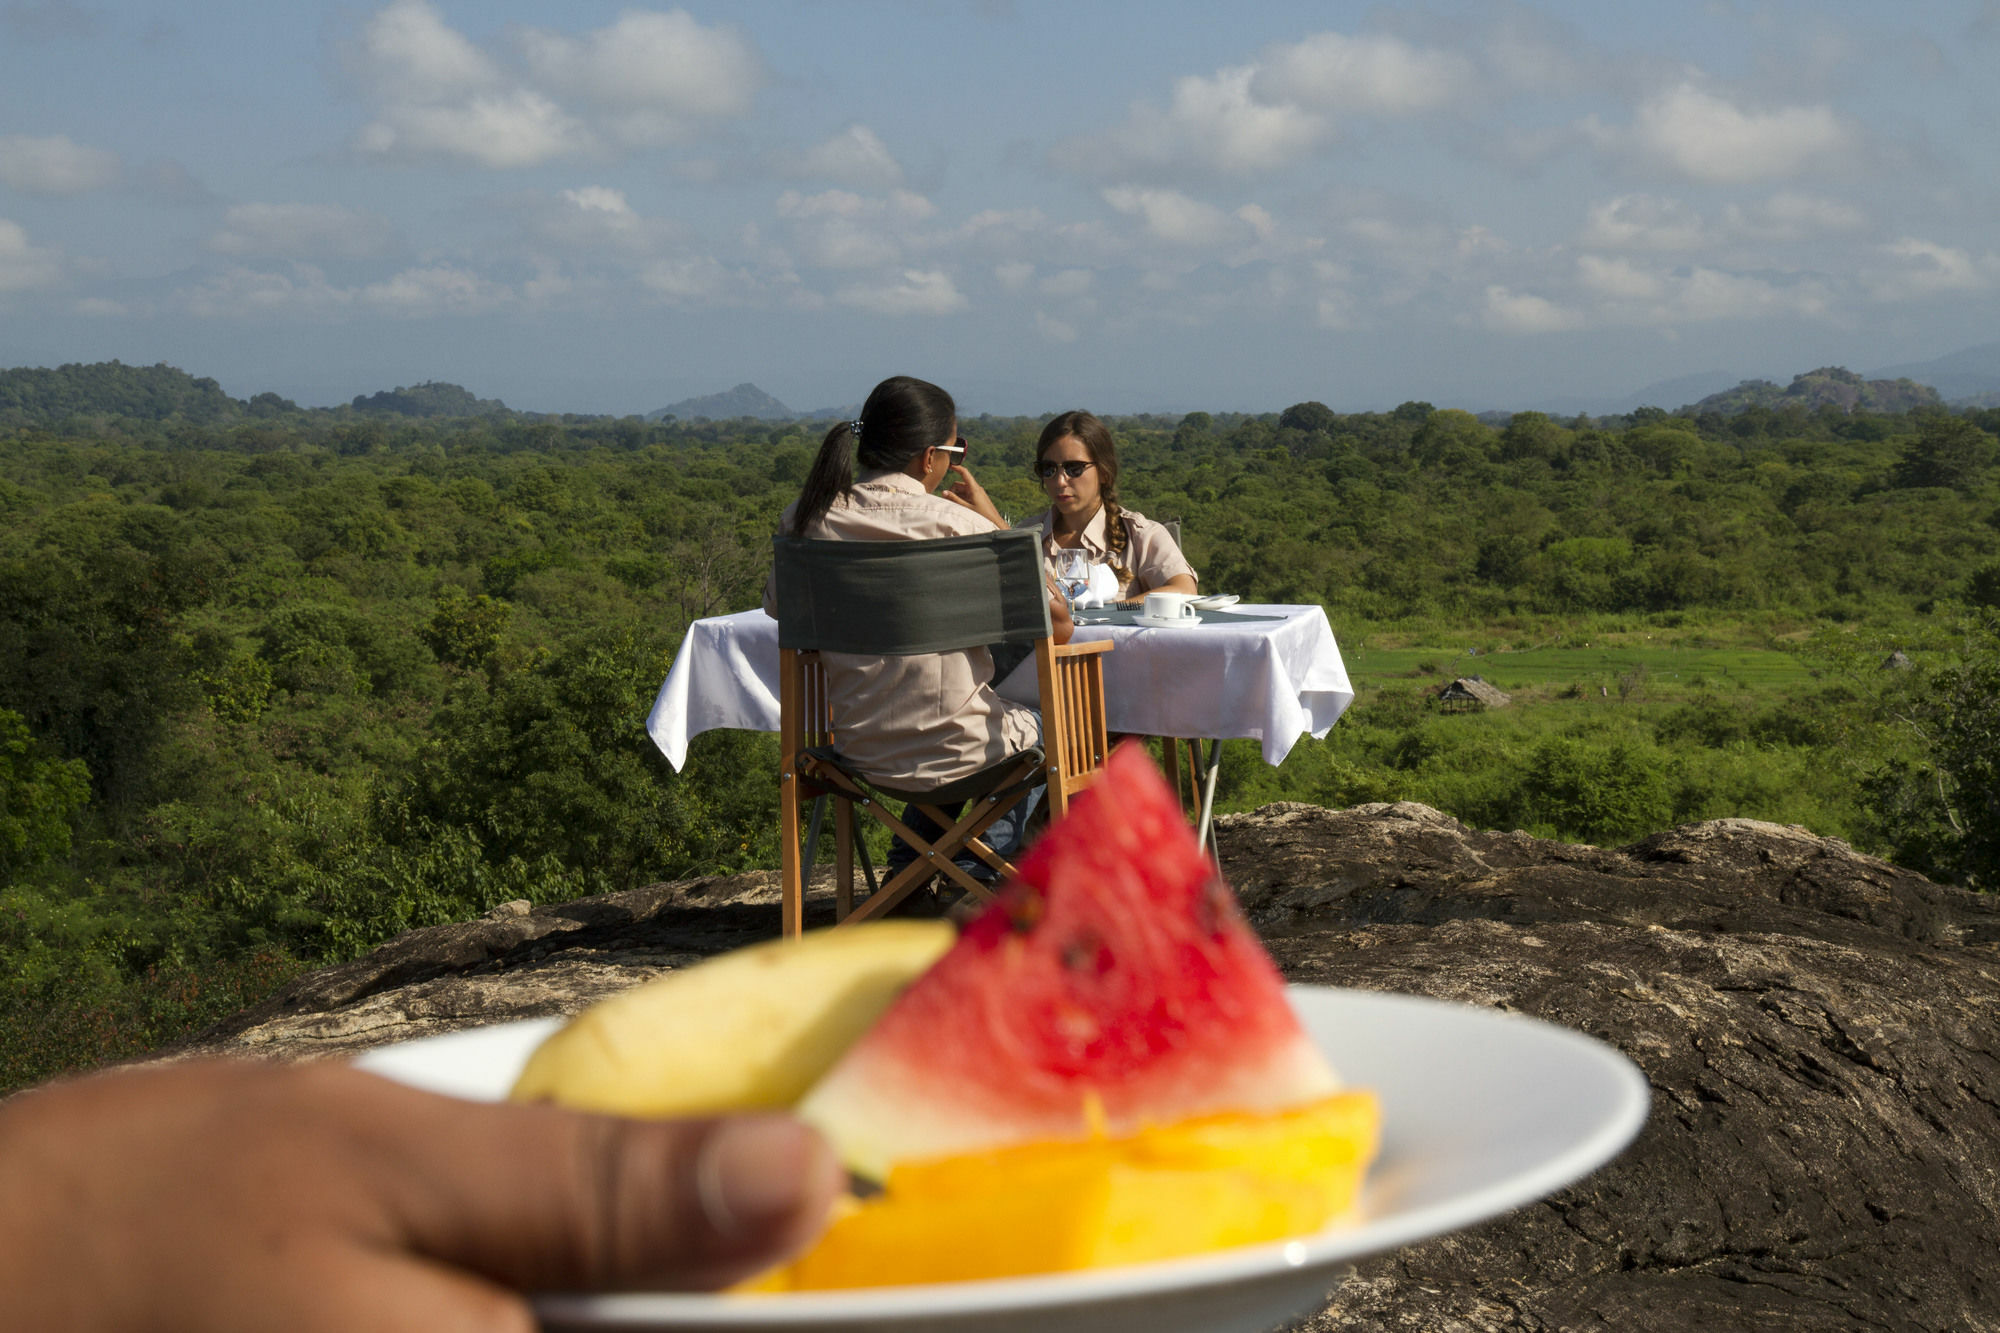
[366,1081,844,1294]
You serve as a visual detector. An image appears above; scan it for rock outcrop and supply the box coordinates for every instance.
[176,803,2000,1332]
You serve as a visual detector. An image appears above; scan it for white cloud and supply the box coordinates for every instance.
[362,262,513,314]
[1865,237,2000,300]
[208,202,396,259]
[181,265,354,318]
[357,0,498,98]
[1581,190,1868,255]
[1253,32,1472,113]
[1724,191,1867,240]
[1577,254,1667,301]
[1667,267,1827,322]
[775,188,935,223]
[798,221,901,270]
[0,133,119,195]
[834,269,967,316]
[74,297,131,317]
[1548,257,1835,328]
[178,259,512,318]
[564,185,633,218]
[1483,285,1586,333]
[0,218,63,291]
[1055,65,1326,178]
[1102,185,1239,246]
[347,3,760,166]
[355,89,590,168]
[783,124,905,190]
[520,188,684,258]
[1579,194,1707,251]
[640,256,734,303]
[1314,291,1355,330]
[1053,29,1476,182]
[517,8,763,146]
[994,261,1034,291]
[1614,83,1852,184]
[773,188,936,271]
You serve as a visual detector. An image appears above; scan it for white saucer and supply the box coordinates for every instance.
[1191,594,1240,611]
[1133,613,1202,628]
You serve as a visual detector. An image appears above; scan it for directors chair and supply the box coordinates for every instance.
[773,529,1112,936]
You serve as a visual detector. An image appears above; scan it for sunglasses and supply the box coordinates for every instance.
[935,437,967,456]
[1035,460,1094,480]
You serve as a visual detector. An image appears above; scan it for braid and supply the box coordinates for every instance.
[1103,499,1135,588]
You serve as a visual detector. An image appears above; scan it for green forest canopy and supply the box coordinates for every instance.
[2,367,1998,1090]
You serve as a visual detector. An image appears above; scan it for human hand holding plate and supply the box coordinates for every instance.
[0,1057,843,1333]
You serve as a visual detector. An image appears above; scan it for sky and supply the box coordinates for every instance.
[4,1,2000,417]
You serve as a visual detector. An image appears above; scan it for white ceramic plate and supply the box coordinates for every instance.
[354,987,1648,1333]
[1191,594,1241,611]
[1132,613,1203,628]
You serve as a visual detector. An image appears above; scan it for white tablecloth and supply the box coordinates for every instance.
[646,605,1353,770]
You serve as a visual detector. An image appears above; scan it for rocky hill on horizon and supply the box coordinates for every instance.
[1688,366,1943,416]
[645,381,795,422]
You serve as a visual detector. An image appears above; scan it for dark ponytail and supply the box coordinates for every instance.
[789,375,957,536]
[1035,409,1132,585]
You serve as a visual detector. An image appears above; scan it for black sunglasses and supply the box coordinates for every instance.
[1035,460,1094,480]
[936,437,967,456]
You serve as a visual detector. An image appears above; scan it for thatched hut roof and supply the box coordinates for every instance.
[1437,676,1512,709]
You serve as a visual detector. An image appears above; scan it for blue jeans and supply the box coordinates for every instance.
[888,784,1042,882]
[885,714,1045,883]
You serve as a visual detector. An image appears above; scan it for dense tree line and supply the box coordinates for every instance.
[1,395,1997,1089]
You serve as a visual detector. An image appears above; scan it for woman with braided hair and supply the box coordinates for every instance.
[1027,410,1196,604]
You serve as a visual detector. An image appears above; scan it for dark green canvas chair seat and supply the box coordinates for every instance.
[773,529,1112,934]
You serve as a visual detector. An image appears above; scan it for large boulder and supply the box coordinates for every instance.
[176,803,2000,1332]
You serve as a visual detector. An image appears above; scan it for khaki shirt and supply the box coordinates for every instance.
[764,470,1041,788]
[1030,505,1195,602]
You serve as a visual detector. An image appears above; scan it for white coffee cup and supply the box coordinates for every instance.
[1143,591,1199,622]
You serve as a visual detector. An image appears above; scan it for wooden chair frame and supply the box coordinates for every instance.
[774,533,1112,936]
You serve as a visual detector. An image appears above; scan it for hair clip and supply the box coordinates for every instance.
[849,418,864,438]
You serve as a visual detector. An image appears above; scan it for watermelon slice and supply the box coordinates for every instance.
[797,741,1339,1180]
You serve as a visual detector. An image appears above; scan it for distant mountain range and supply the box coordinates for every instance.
[9,342,2000,429]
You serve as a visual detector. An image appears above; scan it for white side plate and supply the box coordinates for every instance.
[354,986,1649,1333]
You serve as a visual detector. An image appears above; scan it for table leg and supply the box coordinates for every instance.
[1193,739,1223,865]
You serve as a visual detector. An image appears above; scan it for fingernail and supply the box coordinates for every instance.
[695,1116,823,1238]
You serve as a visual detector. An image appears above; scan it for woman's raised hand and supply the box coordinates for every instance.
[940,464,1005,528]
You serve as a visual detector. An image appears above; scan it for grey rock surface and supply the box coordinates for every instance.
[175,802,2000,1332]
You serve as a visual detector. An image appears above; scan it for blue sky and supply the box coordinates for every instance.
[4,0,2000,415]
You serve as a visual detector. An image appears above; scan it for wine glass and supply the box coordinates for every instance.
[1054,549,1092,610]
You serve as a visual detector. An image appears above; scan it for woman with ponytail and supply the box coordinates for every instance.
[1028,410,1196,603]
[764,376,1069,901]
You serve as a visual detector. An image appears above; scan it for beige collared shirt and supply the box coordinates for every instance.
[1029,505,1196,602]
[763,470,1041,788]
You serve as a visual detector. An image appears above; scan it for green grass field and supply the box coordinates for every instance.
[1344,643,1817,700]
